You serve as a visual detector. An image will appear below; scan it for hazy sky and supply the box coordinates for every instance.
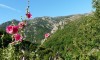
[0,0,92,24]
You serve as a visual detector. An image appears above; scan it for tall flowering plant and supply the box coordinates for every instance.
[5,0,32,45]
[1,0,32,59]
[4,21,27,59]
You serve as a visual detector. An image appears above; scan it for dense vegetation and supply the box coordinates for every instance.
[43,15,100,60]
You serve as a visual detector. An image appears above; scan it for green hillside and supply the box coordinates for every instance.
[42,15,100,60]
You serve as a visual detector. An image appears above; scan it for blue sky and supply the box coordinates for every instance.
[0,0,92,24]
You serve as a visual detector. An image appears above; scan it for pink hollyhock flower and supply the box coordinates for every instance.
[6,25,18,34]
[45,33,50,38]
[18,22,27,29]
[26,12,32,18]
[13,33,23,42]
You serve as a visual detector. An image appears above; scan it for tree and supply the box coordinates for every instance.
[92,0,100,19]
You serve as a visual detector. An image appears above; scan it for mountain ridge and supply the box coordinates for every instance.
[0,13,92,43]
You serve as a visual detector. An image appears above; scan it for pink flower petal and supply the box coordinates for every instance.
[26,12,32,19]
[14,33,23,42]
[6,25,18,34]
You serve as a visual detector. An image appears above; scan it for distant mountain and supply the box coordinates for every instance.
[0,14,86,44]
[24,17,53,43]
[0,16,72,43]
